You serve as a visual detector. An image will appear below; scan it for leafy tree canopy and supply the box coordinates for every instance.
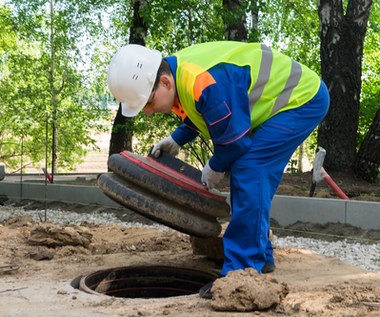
[1,0,378,172]
[1,1,110,172]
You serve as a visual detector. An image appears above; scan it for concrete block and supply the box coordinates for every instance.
[190,223,226,261]
[190,226,274,261]
[346,200,380,230]
[0,182,121,208]
[0,165,4,181]
[191,235,224,261]
[271,195,347,226]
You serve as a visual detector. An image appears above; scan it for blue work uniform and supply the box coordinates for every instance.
[165,52,329,275]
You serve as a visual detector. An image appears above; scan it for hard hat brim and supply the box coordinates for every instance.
[121,102,142,117]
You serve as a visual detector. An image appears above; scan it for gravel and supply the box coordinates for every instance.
[0,204,171,231]
[1,203,379,273]
[274,236,380,272]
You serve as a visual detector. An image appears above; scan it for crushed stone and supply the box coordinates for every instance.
[274,236,380,272]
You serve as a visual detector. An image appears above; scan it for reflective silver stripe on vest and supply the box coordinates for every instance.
[249,44,272,112]
[271,60,302,115]
[249,46,302,115]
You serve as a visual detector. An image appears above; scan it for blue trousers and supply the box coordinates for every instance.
[220,81,330,276]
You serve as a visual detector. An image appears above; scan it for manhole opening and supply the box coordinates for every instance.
[72,265,217,298]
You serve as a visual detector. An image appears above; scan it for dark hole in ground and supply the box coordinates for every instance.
[73,265,217,298]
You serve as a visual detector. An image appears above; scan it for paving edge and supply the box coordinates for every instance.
[1,181,379,230]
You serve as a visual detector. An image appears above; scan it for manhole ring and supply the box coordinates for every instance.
[76,265,217,298]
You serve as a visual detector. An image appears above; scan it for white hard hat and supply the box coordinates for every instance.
[107,44,162,117]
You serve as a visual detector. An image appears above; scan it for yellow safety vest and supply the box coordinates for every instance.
[174,41,320,139]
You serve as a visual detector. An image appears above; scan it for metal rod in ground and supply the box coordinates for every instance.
[309,182,317,197]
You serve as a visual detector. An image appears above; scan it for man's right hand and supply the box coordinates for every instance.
[151,136,181,158]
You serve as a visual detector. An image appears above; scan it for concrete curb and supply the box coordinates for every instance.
[0,181,121,208]
[271,195,380,230]
[1,181,379,230]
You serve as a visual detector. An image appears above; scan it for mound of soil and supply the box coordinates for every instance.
[278,171,380,202]
[61,170,380,202]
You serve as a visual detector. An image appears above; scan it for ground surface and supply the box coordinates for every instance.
[3,141,380,316]
[1,199,380,317]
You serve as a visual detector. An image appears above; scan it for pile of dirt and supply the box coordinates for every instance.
[278,171,380,201]
[215,170,380,202]
[211,268,289,311]
[271,219,380,243]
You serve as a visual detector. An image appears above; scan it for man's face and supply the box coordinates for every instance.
[143,74,175,116]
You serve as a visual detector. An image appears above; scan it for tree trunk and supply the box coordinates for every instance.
[129,0,148,46]
[317,0,372,171]
[108,105,133,161]
[248,0,260,42]
[108,0,148,159]
[49,0,58,181]
[223,0,248,41]
[353,107,380,182]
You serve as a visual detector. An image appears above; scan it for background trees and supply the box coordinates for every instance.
[1,0,110,176]
[317,0,373,172]
[353,0,380,181]
[1,0,379,181]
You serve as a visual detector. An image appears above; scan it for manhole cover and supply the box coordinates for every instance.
[98,151,230,238]
[74,265,217,298]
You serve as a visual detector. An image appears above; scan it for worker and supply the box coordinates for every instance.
[107,41,330,299]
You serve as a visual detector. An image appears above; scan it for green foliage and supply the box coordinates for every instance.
[258,0,321,73]
[133,112,181,155]
[0,1,110,172]
[116,0,225,166]
[182,137,214,167]
[143,0,224,53]
[1,0,378,172]
[359,1,380,145]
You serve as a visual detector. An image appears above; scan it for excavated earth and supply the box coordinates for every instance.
[3,130,380,315]
[1,195,380,317]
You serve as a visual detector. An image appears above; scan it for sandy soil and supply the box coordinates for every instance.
[3,134,380,316]
[1,209,380,317]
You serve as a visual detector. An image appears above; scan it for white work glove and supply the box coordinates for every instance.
[225,192,231,209]
[201,161,225,190]
[151,136,180,158]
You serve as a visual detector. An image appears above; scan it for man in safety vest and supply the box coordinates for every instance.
[107,41,330,299]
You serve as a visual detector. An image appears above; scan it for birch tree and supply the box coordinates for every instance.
[317,0,373,171]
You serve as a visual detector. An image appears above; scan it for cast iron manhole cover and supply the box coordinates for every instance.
[98,151,230,238]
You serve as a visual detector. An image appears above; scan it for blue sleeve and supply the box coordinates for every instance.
[196,63,253,172]
[171,123,199,146]
[210,134,254,172]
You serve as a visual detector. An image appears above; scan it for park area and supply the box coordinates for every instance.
[1,1,380,316]
[1,147,380,316]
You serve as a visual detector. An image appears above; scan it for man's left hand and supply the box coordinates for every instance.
[201,161,224,190]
